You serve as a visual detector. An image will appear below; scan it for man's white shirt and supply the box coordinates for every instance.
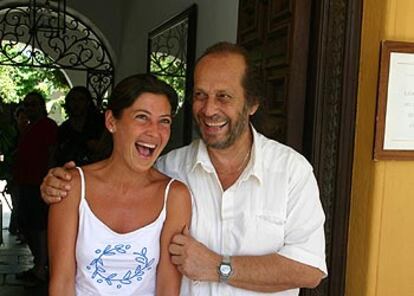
[156,127,327,296]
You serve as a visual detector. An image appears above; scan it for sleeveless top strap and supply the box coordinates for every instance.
[163,178,175,209]
[76,169,173,212]
[75,166,86,201]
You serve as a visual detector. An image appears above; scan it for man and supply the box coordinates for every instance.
[41,42,327,295]
[14,92,58,282]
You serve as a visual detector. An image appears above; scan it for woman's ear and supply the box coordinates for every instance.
[105,110,116,133]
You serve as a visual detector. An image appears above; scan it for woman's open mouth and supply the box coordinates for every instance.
[135,141,157,158]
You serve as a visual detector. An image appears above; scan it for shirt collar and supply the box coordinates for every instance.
[190,125,264,184]
[190,138,215,173]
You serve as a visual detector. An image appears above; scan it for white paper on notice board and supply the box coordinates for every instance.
[383,52,414,150]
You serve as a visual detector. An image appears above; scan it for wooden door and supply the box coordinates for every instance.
[238,0,363,295]
[238,0,311,153]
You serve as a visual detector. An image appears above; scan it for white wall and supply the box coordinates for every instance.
[65,0,239,82]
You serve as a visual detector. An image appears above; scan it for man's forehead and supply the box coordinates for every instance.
[195,53,246,83]
[196,52,245,68]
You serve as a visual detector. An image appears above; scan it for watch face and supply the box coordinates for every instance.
[220,264,232,276]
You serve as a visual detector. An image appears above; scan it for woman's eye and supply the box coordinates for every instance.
[135,114,147,120]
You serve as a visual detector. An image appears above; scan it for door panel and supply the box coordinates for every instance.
[237,0,363,295]
[238,0,307,152]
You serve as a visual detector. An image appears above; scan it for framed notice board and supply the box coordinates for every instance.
[374,40,414,160]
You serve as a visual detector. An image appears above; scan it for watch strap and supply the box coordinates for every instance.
[222,255,231,264]
[218,255,233,282]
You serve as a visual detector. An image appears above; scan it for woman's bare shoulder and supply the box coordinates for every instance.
[162,179,191,231]
[50,167,81,209]
[166,180,191,210]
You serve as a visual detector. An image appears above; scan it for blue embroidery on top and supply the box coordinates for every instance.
[86,244,155,289]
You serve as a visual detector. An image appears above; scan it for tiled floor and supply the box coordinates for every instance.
[0,200,47,296]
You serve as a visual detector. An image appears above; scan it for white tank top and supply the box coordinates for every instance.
[74,167,173,296]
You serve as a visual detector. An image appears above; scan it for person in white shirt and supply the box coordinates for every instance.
[41,42,327,295]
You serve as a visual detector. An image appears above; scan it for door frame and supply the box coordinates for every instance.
[303,0,363,294]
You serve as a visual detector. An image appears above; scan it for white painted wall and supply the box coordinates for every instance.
[66,0,239,81]
[117,0,239,79]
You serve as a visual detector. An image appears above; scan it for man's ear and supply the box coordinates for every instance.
[249,102,259,116]
[105,110,116,133]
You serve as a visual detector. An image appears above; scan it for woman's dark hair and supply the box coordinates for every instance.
[108,73,178,119]
[94,73,178,161]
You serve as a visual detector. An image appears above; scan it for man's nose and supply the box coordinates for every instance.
[201,97,218,117]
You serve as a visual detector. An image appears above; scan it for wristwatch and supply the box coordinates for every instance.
[218,255,233,282]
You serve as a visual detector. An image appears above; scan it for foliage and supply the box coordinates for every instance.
[150,53,186,112]
[0,43,70,104]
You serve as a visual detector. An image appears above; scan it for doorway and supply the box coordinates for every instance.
[237,0,363,295]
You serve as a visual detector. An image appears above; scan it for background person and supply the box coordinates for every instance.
[14,91,58,283]
[0,102,20,235]
[54,86,104,166]
[48,74,191,296]
[8,105,30,240]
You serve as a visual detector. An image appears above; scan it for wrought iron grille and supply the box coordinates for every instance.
[0,2,114,107]
[148,19,188,112]
[147,4,197,149]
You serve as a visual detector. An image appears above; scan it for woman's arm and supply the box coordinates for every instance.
[48,169,81,296]
[156,180,192,296]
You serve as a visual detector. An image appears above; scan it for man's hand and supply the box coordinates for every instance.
[169,226,221,282]
[40,161,76,204]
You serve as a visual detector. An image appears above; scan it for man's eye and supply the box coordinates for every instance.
[217,93,232,100]
[160,118,172,125]
[193,91,207,100]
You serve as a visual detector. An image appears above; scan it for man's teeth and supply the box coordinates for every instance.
[205,121,226,127]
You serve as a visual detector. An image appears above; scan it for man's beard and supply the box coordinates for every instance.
[195,103,250,149]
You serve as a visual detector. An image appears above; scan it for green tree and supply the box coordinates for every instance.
[150,53,186,113]
[0,42,70,104]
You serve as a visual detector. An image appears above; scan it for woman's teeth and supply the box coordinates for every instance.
[135,142,156,157]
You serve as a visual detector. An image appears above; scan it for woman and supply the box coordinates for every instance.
[48,74,192,295]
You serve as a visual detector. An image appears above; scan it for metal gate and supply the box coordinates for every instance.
[0,1,114,107]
